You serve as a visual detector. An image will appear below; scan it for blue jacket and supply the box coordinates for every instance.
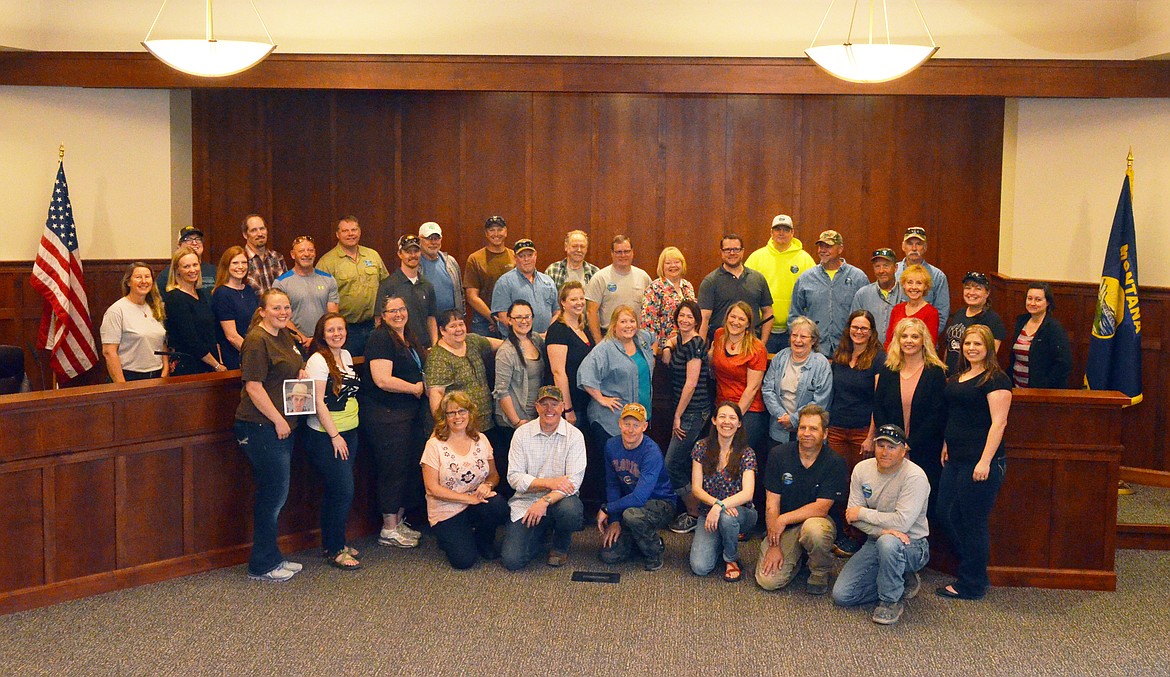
[603,435,675,520]
[761,349,833,442]
[789,262,870,356]
[577,329,655,436]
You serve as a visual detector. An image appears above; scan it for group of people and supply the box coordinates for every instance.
[97,211,1077,626]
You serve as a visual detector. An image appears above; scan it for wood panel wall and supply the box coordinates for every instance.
[990,274,1168,472]
[192,90,1004,307]
[0,373,378,614]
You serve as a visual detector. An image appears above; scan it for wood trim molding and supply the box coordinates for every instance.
[4,52,1170,97]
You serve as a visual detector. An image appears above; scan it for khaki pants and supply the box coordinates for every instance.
[755,517,836,590]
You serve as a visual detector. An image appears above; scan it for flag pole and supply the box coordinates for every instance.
[50,144,65,391]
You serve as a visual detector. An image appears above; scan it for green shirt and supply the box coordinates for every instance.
[316,244,389,324]
[425,333,496,431]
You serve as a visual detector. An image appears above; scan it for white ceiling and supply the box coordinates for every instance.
[2,0,1168,60]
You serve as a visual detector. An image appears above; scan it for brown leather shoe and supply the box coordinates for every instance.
[547,551,569,567]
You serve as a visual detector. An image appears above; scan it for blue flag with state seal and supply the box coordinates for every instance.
[1085,171,1142,404]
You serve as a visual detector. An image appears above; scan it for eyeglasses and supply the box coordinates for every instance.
[721,247,743,253]
[384,306,408,315]
[291,235,314,246]
[181,236,203,244]
[849,326,872,333]
[445,408,470,418]
[423,234,442,241]
[612,249,633,256]
[509,314,533,321]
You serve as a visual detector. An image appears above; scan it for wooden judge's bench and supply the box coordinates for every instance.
[0,374,1128,613]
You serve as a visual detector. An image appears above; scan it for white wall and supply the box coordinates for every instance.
[1001,98,1170,286]
[0,86,178,261]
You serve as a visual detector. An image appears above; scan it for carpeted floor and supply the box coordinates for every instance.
[1118,483,1170,524]
[3,528,1168,676]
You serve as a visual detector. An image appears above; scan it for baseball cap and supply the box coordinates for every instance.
[871,248,896,262]
[816,230,843,247]
[397,234,422,251]
[178,226,203,243]
[620,403,648,422]
[513,239,536,254]
[419,222,442,238]
[903,227,927,242]
[485,215,507,229]
[771,214,794,230]
[962,271,990,289]
[536,385,563,402]
[873,424,908,446]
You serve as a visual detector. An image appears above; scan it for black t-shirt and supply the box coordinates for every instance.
[942,308,1006,374]
[544,321,594,397]
[829,351,886,429]
[765,441,848,512]
[943,370,1012,463]
[361,324,425,410]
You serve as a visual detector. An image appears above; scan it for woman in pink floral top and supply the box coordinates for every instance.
[421,391,509,569]
[641,246,696,351]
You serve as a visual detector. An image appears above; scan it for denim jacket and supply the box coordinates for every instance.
[577,329,655,436]
[761,349,833,441]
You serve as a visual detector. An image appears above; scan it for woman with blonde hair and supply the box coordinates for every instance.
[885,264,940,349]
[100,262,168,382]
[873,317,948,503]
[641,246,695,350]
[164,246,224,376]
[422,390,508,569]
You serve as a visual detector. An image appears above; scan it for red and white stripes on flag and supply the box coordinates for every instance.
[29,162,98,380]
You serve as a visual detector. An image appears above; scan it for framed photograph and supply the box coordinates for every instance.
[283,379,316,416]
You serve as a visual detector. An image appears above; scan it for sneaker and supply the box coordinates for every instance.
[872,601,904,625]
[397,521,422,540]
[378,525,419,548]
[902,570,921,600]
[669,513,698,534]
[832,534,860,558]
[547,550,569,567]
[279,560,303,572]
[643,554,664,571]
[248,566,296,582]
[806,579,829,596]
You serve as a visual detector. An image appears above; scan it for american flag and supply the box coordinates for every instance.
[29,162,98,380]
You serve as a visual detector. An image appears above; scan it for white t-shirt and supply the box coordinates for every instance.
[304,349,359,433]
[99,297,166,373]
[585,264,652,330]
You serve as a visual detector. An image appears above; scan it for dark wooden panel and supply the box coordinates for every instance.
[459,93,533,244]
[331,90,399,245]
[989,457,1052,569]
[119,448,184,568]
[662,95,726,272]
[0,469,44,593]
[592,94,662,272]
[269,90,337,252]
[54,458,116,580]
[0,401,114,462]
[398,93,463,255]
[113,384,238,441]
[530,93,595,258]
[7,53,1170,98]
[190,436,253,552]
[725,96,801,255]
[1049,459,1115,570]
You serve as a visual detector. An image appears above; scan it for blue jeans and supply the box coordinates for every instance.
[598,499,674,564]
[344,319,374,357]
[470,314,502,339]
[938,457,1006,596]
[302,426,358,556]
[689,504,758,575]
[500,495,585,571]
[234,420,293,576]
[663,408,709,495]
[832,534,930,605]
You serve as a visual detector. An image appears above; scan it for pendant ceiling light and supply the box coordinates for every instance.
[805,0,938,84]
[143,0,276,78]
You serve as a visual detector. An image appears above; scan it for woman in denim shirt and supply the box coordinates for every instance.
[762,316,833,446]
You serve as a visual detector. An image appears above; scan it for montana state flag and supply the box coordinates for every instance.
[1086,172,1142,404]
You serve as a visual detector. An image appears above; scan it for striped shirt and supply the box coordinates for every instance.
[670,335,711,417]
[1011,330,1034,387]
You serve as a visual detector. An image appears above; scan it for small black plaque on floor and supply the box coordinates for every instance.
[571,570,620,584]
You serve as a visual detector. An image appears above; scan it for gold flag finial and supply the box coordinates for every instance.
[1127,147,1133,169]
[58,144,65,161]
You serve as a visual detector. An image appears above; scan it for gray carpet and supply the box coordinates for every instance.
[1118,483,1170,524]
[3,529,1168,676]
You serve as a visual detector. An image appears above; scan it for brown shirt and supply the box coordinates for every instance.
[464,247,515,309]
[235,325,304,427]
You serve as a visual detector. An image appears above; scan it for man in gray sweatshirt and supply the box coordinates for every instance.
[831,424,930,625]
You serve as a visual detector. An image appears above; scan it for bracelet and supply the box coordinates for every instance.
[563,408,574,413]
[330,433,340,439]
[714,500,726,510]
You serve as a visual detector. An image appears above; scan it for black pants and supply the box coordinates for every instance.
[431,494,509,569]
[937,457,1006,596]
[361,399,431,515]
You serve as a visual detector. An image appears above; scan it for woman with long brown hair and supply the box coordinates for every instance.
[689,401,758,582]
[422,390,509,569]
[828,309,886,468]
[304,312,362,570]
[210,245,257,370]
